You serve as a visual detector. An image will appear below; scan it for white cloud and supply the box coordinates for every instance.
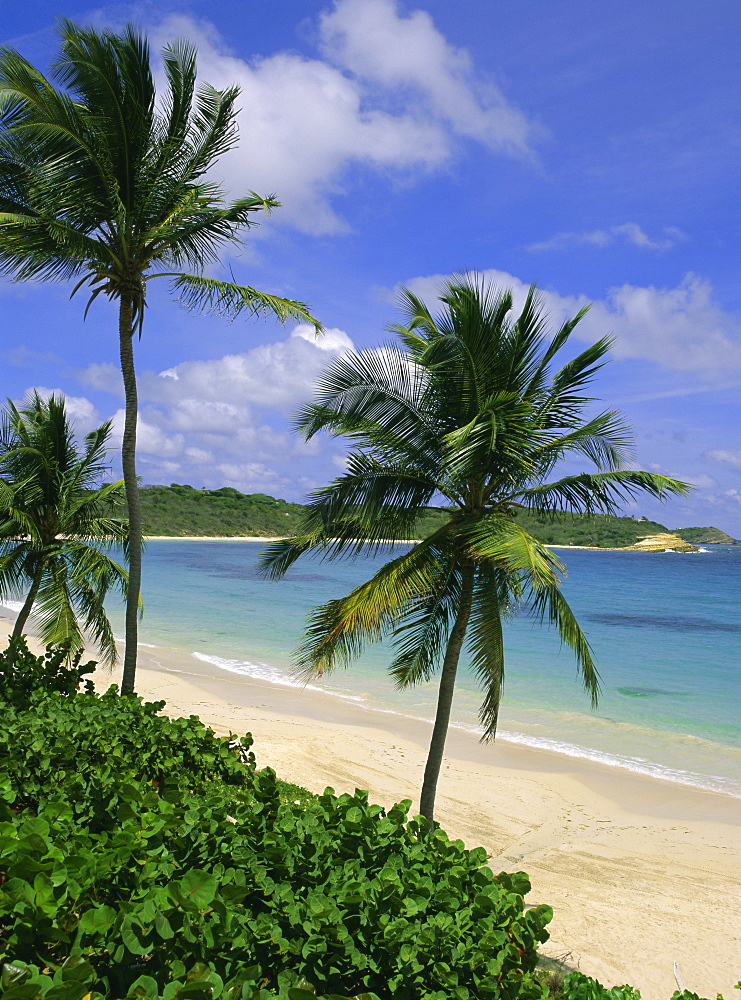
[704,449,741,470]
[292,323,353,353]
[216,461,292,495]
[318,0,532,153]
[136,324,354,414]
[109,410,185,459]
[528,223,686,253]
[77,324,354,494]
[150,1,533,233]
[401,270,741,376]
[22,387,101,434]
[79,363,121,395]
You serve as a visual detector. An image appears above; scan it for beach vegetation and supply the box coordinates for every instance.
[0,641,736,1000]
[0,21,319,695]
[261,274,689,822]
[0,635,95,707]
[0,641,551,999]
[0,393,130,662]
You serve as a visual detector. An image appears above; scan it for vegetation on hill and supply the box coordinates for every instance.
[673,525,738,544]
[138,484,448,540]
[136,484,736,546]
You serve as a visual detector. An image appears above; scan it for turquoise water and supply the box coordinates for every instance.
[14,540,739,797]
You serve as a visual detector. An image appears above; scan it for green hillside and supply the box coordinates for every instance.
[137,483,737,546]
[139,485,304,536]
[672,525,738,544]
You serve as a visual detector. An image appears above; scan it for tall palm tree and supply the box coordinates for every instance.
[0,21,319,694]
[262,275,689,823]
[0,392,130,663]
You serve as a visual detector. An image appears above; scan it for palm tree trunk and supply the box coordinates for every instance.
[11,559,45,639]
[119,296,141,696]
[419,559,476,824]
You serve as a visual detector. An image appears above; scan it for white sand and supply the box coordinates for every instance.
[2,609,739,997]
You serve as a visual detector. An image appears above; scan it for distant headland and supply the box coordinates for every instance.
[133,484,738,550]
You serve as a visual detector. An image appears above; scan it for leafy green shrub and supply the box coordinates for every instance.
[0,636,95,707]
[558,973,741,1000]
[0,687,551,1000]
[0,688,254,816]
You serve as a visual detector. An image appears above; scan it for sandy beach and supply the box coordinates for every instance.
[2,610,739,997]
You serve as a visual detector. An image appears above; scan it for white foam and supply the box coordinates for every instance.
[0,600,25,614]
[453,724,741,798]
[191,651,366,705]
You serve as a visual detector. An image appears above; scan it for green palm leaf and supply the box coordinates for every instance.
[266,272,689,822]
[0,392,130,663]
[0,22,320,691]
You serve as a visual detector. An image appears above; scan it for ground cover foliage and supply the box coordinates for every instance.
[0,641,736,1000]
[0,640,552,1000]
[135,485,736,545]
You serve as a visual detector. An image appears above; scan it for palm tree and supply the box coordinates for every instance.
[0,392,130,663]
[0,21,319,694]
[262,275,689,823]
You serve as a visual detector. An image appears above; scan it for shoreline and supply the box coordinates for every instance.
[128,646,741,996]
[143,536,717,551]
[3,597,736,800]
[1,616,740,994]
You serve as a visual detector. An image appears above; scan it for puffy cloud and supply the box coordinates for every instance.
[21,387,101,435]
[136,325,352,414]
[76,324,354,494]
[704,449,741,470]
[150,1,533,233]
[528,223,686,253]
[78,363,122,395]
[109,410,185,459]
[401,270,741,376]
[318,0,532,152]
[215,462,293,495]
[585,275,741,373]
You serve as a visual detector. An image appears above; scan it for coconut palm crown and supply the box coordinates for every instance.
[0,21,320,693]
[0,392,130,663]
[262,275,689,822]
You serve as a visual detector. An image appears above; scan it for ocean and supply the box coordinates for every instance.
[4,540,740,797]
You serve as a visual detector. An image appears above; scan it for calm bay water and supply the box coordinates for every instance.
[93,539,741,798]
[1,539,731,796]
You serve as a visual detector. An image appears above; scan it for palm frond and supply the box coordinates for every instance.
[0,393,129,660]
[172,274,320,331]
[296,536,448,676]
[467,563,507,740]
[387,551,460,688]
[521,470,691,516]
[456,515,565,591]
[529,583,600,707]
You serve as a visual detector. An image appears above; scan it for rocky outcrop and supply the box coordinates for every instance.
[620,532,699,553]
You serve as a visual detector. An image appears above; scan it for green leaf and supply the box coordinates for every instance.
[126,975,160,999]
[78,905,117,935]
[179,869,219,909]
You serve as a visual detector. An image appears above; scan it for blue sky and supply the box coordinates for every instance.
[3,0,741,535]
